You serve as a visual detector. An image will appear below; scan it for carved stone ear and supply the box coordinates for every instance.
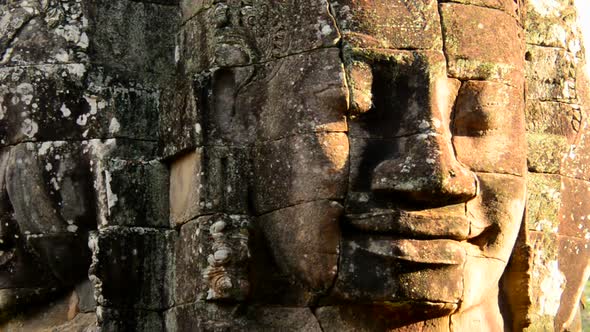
[174,213,252,304]
[197,214,251,301]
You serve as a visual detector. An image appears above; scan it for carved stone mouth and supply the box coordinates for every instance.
[0,249,15,267]
[345,208,476,241]
[357,238,467,265]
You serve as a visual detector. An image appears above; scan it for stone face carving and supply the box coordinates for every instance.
[0,0,175,330]
[2,0,590,331]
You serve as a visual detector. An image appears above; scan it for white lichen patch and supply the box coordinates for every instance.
[84,95,98,115]
[104,170,118,213]
[0,98,6,120]
[60,103,71,117]
[109,118,120,134]
[538,259,565,316]
[16,83,34,105]
[574,0,590,78]
[78,32,89,49]
[21,118,38,138]
[67,64,87,78]
[530,0,562,17]
[315,18,334,40]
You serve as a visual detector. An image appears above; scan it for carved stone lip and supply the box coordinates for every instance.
[358,238,467,265]
[345,208,479,241]
[0,248,15,267]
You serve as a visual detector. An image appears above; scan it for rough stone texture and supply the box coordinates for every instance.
[439,0,520,18]
[99,159,169,228]
[555,236,590,331]
[0,0,177,147]
[526,100,582,140]
[0,291,97,332]
[526,45,578,102]
[160,48,347,158]
[332,0,442,50]
[0,66,163,145]
[85,0,178,85]
[316,307,451,332]
[0,0,89,66]
[557,177,590,239]
[97,306,164,332]
[169,147,249,226]
[440,3,524,85]
[173,214,250,304]
[526,173,561,233]
[0,0,178,330]
[525,231,564,331]
[4,0,590,330]
[253,133,349,214]
[525,0,581,53]
[507,0,590,330]
[562,120,590,181]
[256,200,341,292]
[177,0,339,74]
[165,303,323,331]
[89,227,175,310]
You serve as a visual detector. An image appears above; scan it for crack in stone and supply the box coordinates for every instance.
[255,198,344,218]
[473,170,525,178]
[439,0,520,20]
[0,62,89,69]
[192,46,342,74]
[309,307,326,332]
[436,2,450,76]
[465,253,507,264]
[0,11,37,65]
[0,137,158,150]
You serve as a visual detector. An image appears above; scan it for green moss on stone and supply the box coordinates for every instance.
[527,133,568,174]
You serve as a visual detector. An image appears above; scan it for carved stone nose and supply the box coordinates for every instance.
[371,132,477,205]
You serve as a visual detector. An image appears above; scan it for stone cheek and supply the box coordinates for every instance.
[452,80,527,176]
[256,200,342,292]
[252,133,349,214]
[465,173,526,260]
